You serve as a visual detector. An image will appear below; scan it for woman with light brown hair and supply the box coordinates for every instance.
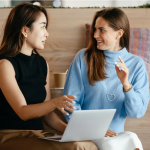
[0,3,98,150]
[64,7,148,150]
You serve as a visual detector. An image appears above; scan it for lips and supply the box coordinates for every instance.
[97,41,103,45]
[42,38,46,41]
[42,39,46,45]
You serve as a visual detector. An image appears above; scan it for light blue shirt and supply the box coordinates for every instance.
[63,48,149,132]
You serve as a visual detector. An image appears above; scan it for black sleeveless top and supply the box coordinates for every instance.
[0,52,47,130]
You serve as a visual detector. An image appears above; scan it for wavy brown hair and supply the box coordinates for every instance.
[85,7,130,85]
[0,3,49,57]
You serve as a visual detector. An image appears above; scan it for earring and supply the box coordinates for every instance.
[116,37,119,40]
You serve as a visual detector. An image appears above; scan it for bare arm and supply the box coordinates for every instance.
[42,111,67,133]
[41,62,67,133]
[0,59,75,122]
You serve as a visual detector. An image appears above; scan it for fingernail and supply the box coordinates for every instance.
[121,68,124,70]
[116,64,119,67]
[119,56,121,59]
[73,106,76,109]
[66,113,69,116]
[74,96,77,99]
[73,101,76,104]
[115,62,118,65]
[107,136,110,137]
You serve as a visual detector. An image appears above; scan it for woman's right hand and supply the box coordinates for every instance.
[51,95,76,115]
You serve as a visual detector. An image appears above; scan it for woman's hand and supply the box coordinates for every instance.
[115,56,131,90]
[105,129,116,137]
[51,95,76,115]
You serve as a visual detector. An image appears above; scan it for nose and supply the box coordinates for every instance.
[94,29,100,39]
[45,30,49,37]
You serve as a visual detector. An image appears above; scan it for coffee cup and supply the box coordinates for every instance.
[53,72,67,89]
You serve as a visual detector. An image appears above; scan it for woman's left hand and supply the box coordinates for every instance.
[105,129,116,137]
[115,56,130,89]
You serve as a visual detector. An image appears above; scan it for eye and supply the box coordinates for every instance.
[42,26,46,29]
[100,28,105,32]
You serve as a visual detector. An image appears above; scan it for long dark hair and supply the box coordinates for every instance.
[0,3,49,57]
[85,7,130,85]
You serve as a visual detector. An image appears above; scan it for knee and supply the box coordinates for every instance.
[71,141,98,150]
[125,131,138,140]
[124,131,142,148]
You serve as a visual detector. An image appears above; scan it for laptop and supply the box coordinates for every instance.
[39,109,116,142]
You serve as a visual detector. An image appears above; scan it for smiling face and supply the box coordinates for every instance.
[25,12,49,51]
[94,17,122,51]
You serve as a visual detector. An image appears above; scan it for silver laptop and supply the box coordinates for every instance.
[39,109,116,142]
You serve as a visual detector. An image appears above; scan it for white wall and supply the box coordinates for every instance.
[0,0,11,7]
[0,0,149,7]
[61,0,150,7]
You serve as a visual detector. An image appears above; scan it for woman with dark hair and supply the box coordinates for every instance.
[63,7,149,149]
[0,3,98,150]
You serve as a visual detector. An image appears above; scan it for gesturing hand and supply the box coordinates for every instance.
[105,129,116,137]
[51,95,76,115]
[115,56,130,89]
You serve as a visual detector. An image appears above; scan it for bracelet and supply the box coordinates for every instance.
[123,83,132,92]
